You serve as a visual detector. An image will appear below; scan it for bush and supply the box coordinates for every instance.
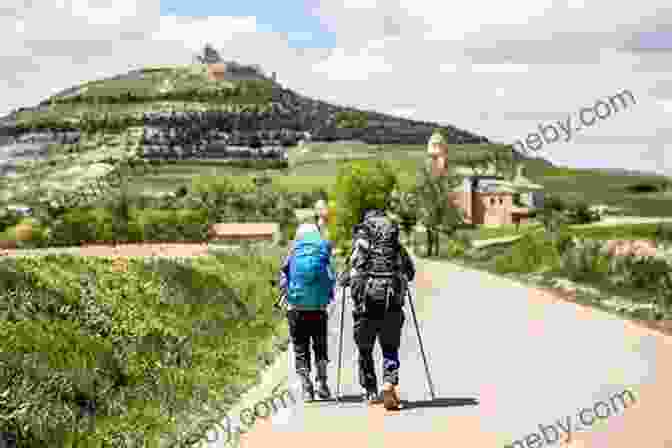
[47,208,143,246]
[134,209,182,241]
[0,253,285,446]
[655,222,672,244]
[544,195,568,212]
[493,233,561,274]
[564,201,600,224]
[560,238,610,282]
[440,237,470,259]
[47,208,100,246]
[625,182,660,193]
[608,253,671,293]
[4,219,49,248]
[553,230,575,256]
[0,208,22,233]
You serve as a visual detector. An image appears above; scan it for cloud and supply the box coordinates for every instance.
[302,0,672,175]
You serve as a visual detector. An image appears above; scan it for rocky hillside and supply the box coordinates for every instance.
[0,62,494,204]
[0,63,487,152]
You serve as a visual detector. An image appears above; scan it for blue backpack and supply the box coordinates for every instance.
[287,233,334,307]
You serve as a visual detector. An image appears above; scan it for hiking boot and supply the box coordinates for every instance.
[382,382,401,410]
[364,386,380,405]
[315,360,331,400]
[299,370,314,402]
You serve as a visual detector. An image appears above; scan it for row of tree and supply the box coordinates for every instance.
[49,81,274,107]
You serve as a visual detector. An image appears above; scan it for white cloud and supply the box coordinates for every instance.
[471,64,530,74]
[311,47,393,81]
[69,0,139,25]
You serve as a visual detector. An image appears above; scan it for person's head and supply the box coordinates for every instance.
[294,222,321,240]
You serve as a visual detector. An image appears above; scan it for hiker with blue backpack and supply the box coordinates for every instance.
[278,223,336,401]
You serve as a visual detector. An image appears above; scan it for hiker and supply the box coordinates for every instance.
[278,223,336,401]
[344,209,415,409]
[313,199,330,238]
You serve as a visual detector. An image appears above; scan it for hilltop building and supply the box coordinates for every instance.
[205,60,277,84]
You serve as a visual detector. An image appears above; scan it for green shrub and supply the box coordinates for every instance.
[0,252,284,446]
[553,230,575,256]
[0,208,22,233]
[544,195,569,212]
[655,222,672,244]
[47,208,100,246]
[174,208,209,241]
[3,218,49,248]
[493,233,561,274]
[608,254,669,292]
[565,201,600,224]
[625,182,660,193]
[135,209,182,241]
[440,238,469,259]
[560,238,610,282]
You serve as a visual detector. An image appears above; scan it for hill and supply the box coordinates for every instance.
[0,62,499,203]
[3,60,669,218]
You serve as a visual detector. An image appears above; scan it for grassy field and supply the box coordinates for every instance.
[528,168,672,217]
[128,141,523,196]
[125,142,672,219]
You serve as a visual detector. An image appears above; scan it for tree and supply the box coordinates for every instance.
[328,160,398,254]
[414,165,465,257]
[388,186,418,249]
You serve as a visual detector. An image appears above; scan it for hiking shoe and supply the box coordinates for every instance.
[315,379,331,399]
[302,382,315,401]
[299,371,314,402]
[382,382,401,410]
[315,360,331,399]
[364,387,381,405]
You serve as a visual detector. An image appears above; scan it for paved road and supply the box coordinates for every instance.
[222,256,672,448]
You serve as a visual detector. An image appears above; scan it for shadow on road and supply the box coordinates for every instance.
[401,397,479,410]
[305,396,479,410]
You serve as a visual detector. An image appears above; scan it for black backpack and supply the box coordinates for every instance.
[359,214,402,277]
[354,214,405,313]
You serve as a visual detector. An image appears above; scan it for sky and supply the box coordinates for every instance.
[1,0,671,175]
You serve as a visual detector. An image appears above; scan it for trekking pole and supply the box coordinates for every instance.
[336,282,347,403]
[406,287,436,400]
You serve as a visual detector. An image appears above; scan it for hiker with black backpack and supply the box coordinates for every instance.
[278,223,336,401]
[342,209,415,409]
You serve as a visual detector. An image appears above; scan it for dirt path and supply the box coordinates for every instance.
[217,256,672,448]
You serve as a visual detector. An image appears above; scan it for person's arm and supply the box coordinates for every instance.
[324,240,336,303]
[349,236,370,279]
[278,245,294,299]
[399,245,415,282]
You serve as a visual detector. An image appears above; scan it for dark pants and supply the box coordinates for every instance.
[287,310,329,375]
[353,308,405,389]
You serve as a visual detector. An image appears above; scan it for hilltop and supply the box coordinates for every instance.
[0,61,499,204]
[0,62,488,145]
